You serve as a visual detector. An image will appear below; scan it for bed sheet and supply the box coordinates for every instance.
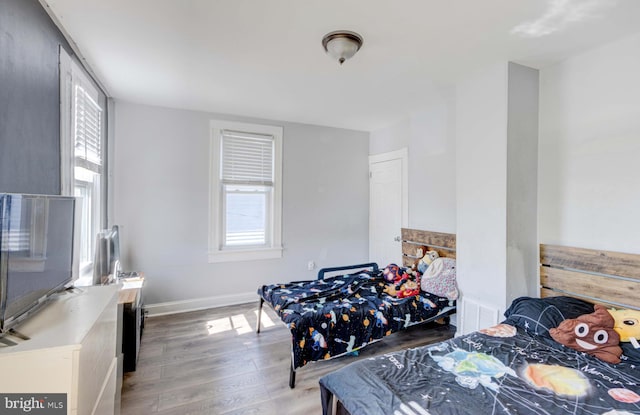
[320,325,640,415]
[258,270,453,369]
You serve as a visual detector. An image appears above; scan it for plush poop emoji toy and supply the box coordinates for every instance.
[550,304,622,364]
[608,308,640,349]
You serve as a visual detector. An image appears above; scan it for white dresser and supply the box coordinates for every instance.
[0,285,119,415]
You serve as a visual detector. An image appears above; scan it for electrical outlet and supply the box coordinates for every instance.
[307,261,315,271]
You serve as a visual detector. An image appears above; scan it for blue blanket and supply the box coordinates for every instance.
[258,270,453,369]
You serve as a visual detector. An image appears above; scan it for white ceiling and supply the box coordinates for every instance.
[44,0,640,132]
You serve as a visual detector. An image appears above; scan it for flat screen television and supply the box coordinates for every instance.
[0,193,76,335]
[93,225,121,285]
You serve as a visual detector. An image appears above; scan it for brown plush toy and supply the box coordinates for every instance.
[411,246,429,272]
[549,304,622,364]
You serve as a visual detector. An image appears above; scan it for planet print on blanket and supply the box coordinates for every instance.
[523,364,590,397]
[479,323,517,338]
[432,349,516,391]
[608,388,640,403]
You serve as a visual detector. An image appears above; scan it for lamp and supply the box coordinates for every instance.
[321,30,364,65]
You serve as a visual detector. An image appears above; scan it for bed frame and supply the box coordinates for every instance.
[324,243,640,415]
[540,244,640,310]
[256,227,456,388]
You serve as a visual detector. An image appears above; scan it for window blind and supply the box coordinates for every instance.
[221,130,274,185]
[74,85,103,173]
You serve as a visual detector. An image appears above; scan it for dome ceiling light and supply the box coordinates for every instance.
[321,30,364,65]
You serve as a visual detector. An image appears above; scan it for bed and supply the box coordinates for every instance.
[256,228,458,388]
[319,243,640,415]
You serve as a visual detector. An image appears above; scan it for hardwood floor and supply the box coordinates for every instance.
[120,302,455,415]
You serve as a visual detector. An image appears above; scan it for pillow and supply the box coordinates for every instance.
[621,343,640,364]
[420,257,458,300]
[549,305,622,364]
[502,296,595,338]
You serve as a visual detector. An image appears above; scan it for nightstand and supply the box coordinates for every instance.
[118,277,144,372]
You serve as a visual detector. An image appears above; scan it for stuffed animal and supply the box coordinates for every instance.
[396,277,420,298]
[608,308,640,349]
[382,264,404,296]
[382,264,419,298]
[411,246,429,271]
[383,264,403,284]
[417,250,439,274]
[549,305,622,364]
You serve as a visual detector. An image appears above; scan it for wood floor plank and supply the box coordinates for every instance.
[121,301,455,414]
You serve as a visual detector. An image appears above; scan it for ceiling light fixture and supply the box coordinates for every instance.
[321,30,364,65]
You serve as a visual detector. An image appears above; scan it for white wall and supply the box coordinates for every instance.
[539,32,640,255]
[455,62,509,316]
[112,101,370,313]
[506,63,539,303]
[369,88,457,233]
[455,62,540,333]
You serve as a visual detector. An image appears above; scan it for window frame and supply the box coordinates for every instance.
[59,47,105,282]
[208,120,283,263]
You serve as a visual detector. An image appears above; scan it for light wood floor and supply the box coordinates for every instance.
[120,302,455,415]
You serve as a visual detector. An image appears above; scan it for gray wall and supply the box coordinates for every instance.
[0,0,72,194]
[0,0,107,196]
[112,101,370,311]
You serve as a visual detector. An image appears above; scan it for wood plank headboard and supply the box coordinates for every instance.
[401,228,456,268]
[540,244,640,311]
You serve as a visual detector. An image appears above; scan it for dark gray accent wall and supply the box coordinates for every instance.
[1,0,72,194]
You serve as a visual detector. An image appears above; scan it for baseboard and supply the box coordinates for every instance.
[145,291,257,317]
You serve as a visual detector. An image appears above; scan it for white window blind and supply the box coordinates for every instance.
[220,129,274,247]
[221,130,274,185]
[209,120,283,262]
[74,84,103,173]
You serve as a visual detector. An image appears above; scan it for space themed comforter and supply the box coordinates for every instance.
[319,324,640,415]
[258,270,454,370]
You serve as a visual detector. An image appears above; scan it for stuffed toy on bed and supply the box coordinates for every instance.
[409,246,428,275]
[608,308,640,349]
[382,264,420,298]
[417,250,439,274]
[550,304,622,364]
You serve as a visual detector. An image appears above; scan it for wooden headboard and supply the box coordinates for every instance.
[540,244,640,311]
[401,228,456,267]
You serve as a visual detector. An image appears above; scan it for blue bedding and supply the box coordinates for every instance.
[258,269,454,369]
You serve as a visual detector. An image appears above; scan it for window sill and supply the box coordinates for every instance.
[208,246,283,263]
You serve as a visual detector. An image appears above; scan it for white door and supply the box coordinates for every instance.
[369,149,407,266]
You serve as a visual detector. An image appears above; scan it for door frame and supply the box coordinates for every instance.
[369,148,409,261]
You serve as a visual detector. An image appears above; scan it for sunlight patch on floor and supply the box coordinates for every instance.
[255,309,275,328]
[206,312,264,336]
[207,314,253,335]
[231,314,252,334]
[206,317,232,335]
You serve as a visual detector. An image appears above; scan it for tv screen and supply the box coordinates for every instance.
[0,194,76,333]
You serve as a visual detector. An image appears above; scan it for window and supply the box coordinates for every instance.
[60,48,104,280]
[209,120,283,262]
